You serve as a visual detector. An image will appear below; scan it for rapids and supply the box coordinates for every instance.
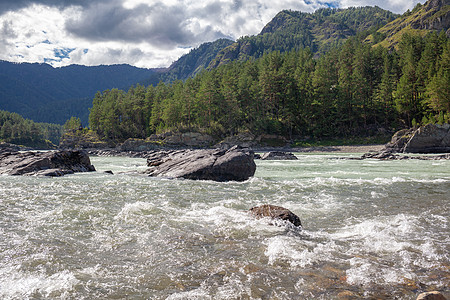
[0,153,449,299]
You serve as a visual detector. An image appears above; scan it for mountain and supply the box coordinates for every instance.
[367,0,450,49]
[143,38,234,86]
[208,6,398,68]
[0,61,156,124]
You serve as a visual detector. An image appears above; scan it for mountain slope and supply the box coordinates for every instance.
[209,6,398,68]
[0,61,156,124]
[368,0,450,49]
[143,38,234,86]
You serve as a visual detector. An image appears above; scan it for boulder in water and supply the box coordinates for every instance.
[144,147,256,182]
[260,151,298,160]
[249,204,301,227]
[0,149,96,176]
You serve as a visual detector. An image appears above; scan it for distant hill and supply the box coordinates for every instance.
[367,0,450,49]
[208,6,398,68]
[143,38,234,86]
[0,61,156,124]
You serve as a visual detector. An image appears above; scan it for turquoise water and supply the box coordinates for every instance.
[0,154,449,299]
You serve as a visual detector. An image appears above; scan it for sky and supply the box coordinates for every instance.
[0,0,425,69]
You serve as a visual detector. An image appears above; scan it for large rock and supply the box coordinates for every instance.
[404,124,450,153]
[385,124,450,153]
[0,149,96,176]
[260,151,298,160]
[249,204,302,227]
[144,147,256,182]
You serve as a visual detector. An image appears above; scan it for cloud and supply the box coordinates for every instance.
[339,0,425,14]
[0,0,428,68]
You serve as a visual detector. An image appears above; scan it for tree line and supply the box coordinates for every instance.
[89,31,449,143]
[0,110,63,147]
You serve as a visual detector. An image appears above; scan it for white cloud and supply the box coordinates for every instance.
[339,0,425,14]
[0,0,428,68]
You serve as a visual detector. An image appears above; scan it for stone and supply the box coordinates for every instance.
[249,204,302,227]
[404,124,450,153]
[0,150,96,176]
[416,291,447,300]
[384,124,450,154]
[144,147,256,182]
[260,151,298,160]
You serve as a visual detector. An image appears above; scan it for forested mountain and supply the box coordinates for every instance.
[0,62,156,125]
[368,0,450,48]
[143,39,235,86]
[208,6,398,68]
[88,32,449,144]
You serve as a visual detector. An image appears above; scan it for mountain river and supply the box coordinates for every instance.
[0,153,449,299]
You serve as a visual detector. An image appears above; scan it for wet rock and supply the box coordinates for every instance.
[249,204,301,227]
[144,147,256,182]
[416,291,447,300]
[260,151,298,160]
[104,170,114,175]
[0,150,96,176]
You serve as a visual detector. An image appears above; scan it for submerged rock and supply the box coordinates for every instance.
[249,204,302,227]
[260,151,298,160]
[144,147,256,182]
[0,149,96,176]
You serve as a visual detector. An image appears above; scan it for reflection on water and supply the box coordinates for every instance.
[0,154,449,299]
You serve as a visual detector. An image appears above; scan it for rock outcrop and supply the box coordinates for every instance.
[404,124,450,153]
[260,151,298,160]
[385,124,450,153]
[249,204,302,227]
[144,147,256,182]
[0,149,96,176]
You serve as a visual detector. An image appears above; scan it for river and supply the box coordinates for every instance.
[0,153,449,299]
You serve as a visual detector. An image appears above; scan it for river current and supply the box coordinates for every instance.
[0,153,449,299]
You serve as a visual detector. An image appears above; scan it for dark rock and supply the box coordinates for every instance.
[404,124,450,153]
[0,150,96,176]
[416,291,447,300]
[260,151,298,160]
[385,124,450,154]
[144,147,256,182]
[249,204,302,227]
[104,170,114,175]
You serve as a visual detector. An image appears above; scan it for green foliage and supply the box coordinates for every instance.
[209,6,397,68]
[0,110,61,148]
[64,117,82,132]
[88,32,449,144]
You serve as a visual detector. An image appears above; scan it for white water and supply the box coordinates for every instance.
[0,153,449,299]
